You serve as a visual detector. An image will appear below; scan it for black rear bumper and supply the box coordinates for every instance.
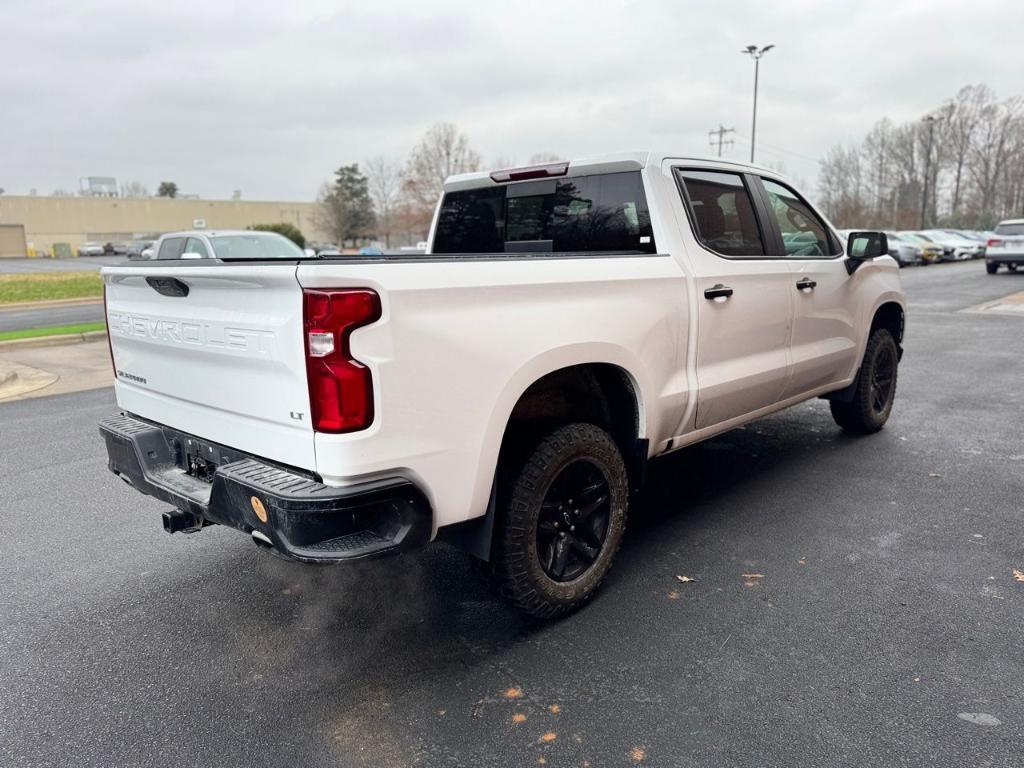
[99,413,432,563]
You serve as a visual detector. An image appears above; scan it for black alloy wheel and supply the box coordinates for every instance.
[536,459,611,583]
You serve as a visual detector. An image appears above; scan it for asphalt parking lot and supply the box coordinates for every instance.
[0,302,104,334]
[1,262,1022,767]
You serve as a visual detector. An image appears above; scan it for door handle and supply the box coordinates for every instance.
[704,284,734,300]
[796,278,817,291]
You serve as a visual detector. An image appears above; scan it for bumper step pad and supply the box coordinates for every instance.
[99,413,431,562]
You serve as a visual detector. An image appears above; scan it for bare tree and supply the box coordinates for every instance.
[401,123,481,235]
[944,85,992,221]
[861,118,893,225]
[528,152,565,164]
[969,96,1022,224]
[120,181,149,198]
[816,84,1024,229]
[365,155,401,248]
[818,144,868,226]
[490,156,518,170]
[313,182,345,246]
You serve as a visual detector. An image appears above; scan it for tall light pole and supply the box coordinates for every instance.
[741,44,775,163]
[919,113,942,229]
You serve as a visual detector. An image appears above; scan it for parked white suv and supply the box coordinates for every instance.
[99,153,905,617]
[986,219,1024,273]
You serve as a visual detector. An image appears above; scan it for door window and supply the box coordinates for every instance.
[676,170,765,258]
[759,179,839,257]
[183,237,210,258]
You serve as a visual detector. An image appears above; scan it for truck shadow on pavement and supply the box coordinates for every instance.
[76,400,885,765]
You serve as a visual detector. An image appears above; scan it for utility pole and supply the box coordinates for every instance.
[919,114,942,229]
[708,125,735,157]
[741,44,775,163]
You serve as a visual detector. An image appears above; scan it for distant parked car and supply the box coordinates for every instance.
[900,233,950,263]
[307,242,341,255]
[125,240,155,259]
[921,230,981,261]
[882,232,925,266]
[985,219,1024,274]
[77,242,105,257]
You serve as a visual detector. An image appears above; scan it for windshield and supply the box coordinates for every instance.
[209,234,305,260]
[995,223,1024,236]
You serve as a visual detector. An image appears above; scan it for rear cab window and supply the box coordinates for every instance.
[432,171,656,254]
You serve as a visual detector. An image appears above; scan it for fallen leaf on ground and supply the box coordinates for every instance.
[742,573,764,587]
[548,704,561,714]
[667,590,680,600]
[512,713,527,724]
[503,687,523,699]
[1013,569,1024,583]
[630,746,647,762]
[798,557,807,565]
[539,732,557,743]
[676,575,696,583]
[929,473,941,478]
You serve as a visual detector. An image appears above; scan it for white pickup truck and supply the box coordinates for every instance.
[100,153,905,617]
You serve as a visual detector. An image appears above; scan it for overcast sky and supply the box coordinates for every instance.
[2,0,1022,201]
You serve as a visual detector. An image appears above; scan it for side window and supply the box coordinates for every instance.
[183,237,210,258]
[157,237,186,260]
[760,179,838,257]
[676,170,765,257]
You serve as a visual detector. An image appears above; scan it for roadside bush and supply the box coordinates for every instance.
[247,223,306,248]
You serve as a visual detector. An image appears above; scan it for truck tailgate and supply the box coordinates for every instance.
[103,263,315,470]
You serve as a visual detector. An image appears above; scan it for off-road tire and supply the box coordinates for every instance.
[830,327,899,434]
[986,262,999,274]
[492,423,628,619]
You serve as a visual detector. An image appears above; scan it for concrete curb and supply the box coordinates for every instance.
[0,296,103,312]
[0,330,107,352]
[0,360,60,400]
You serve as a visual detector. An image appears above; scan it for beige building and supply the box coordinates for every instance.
[0,195,328,257]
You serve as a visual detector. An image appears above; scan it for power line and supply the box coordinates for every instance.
[708,125,735,157]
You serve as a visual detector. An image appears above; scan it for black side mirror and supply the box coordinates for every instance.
[846,231,888,274]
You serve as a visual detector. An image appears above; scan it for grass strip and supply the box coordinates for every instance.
[0,321,107,342]
[0,272,104,304]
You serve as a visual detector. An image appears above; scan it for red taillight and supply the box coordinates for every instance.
[302,289,381,433]
[987,238,1002,247]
